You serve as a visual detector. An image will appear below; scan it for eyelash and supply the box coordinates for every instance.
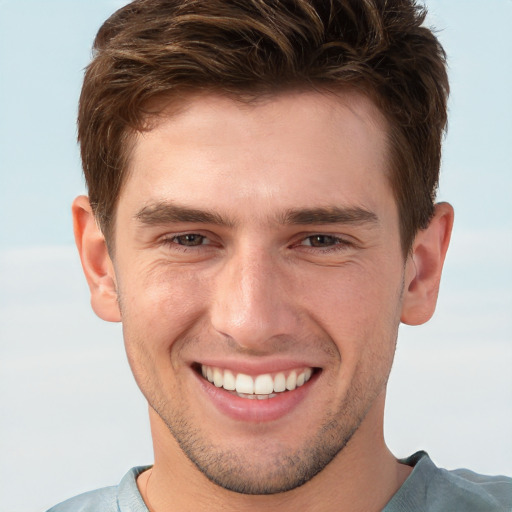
[298,234,352,251]
[160,233,213,250]
[160,233,353,253]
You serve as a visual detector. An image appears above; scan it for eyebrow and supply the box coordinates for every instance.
[135,202,234,227]
[280,206,379,226]
[135,202,378,228]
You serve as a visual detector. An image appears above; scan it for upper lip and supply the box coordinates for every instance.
[192,358,320,376]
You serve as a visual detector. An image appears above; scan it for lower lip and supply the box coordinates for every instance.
[194,370,317,423]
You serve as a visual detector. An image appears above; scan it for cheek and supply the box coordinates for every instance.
[301,262,404,358]
[305,261,401,319]
[118,263,210,353]
[118,266,210,405]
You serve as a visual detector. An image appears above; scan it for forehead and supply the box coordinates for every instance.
[137,89,388,159]
[121,90,393,222]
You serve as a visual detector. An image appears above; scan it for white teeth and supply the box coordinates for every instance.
[200,365,314,397]
[237,392,277,400]
[274,372,286,392]
[254,374,274,395]
[235,373,254,394]
[213,368,223,387]
[286,371,297,391]
[223,370,236,391]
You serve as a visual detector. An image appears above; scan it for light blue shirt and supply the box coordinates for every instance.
[47,452,512,511]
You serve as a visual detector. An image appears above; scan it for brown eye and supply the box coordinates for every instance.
[174,234,207,246]
[305,235,339,247]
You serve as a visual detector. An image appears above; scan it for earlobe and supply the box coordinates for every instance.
[72,195,121,322]
[401,202,454,326]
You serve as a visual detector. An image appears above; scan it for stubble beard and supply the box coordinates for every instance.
[150,375,382,495]
[121,279,403,496]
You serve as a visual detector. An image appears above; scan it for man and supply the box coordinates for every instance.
[48,0,511,510]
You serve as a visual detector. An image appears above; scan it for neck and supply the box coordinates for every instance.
[138,396,411,512]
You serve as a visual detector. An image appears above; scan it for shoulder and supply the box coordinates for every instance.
[386,452,512,512]
[46,486,118,512]
[46,466,151,512]
[433,466,512,511]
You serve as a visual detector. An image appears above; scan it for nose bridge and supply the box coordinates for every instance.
[210,243,294,348]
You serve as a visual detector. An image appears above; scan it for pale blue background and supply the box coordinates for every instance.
[0,1,511,511]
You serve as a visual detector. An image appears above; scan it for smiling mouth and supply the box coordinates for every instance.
[196,364,317,399]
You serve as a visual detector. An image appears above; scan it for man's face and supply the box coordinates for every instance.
[111,91,410,493]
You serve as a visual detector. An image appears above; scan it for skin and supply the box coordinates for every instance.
[74,91,453,512]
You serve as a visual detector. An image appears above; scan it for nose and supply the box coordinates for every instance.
[209,245,297,351]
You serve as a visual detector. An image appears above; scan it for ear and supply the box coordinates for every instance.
[72,195,121,322]
[401,202,454,326]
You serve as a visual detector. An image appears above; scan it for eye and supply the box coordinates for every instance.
[171,234,209,247]
[301,234,344,248]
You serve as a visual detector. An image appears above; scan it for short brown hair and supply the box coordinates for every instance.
[78,0,448,253]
